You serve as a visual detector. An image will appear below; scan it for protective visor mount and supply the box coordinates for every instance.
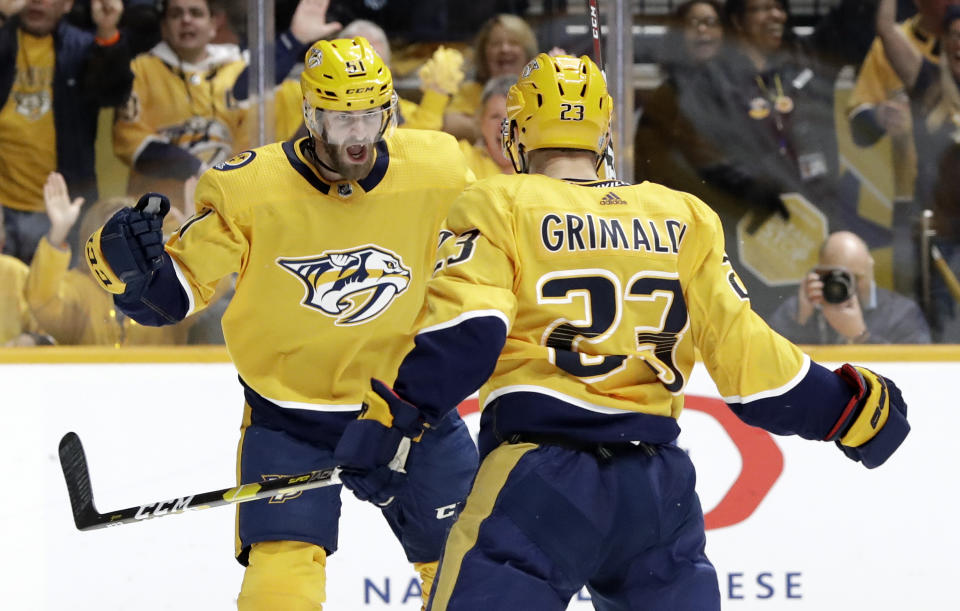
[303,93,398,146]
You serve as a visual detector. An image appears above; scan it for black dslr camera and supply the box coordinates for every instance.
[818,268,855,304]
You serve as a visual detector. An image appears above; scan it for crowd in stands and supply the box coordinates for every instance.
[0,0,956,347]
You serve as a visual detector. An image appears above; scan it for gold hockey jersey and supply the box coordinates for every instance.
[394,175,814,448]
[166,130,474,411]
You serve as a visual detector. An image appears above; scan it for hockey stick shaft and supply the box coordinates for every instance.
[586,0,618,179]
[59,432,341,531]
[586,0,604,69]
[932,244,960,303]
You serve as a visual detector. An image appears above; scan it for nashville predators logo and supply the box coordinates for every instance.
[14,90,51,120]
[260,474,304,503]
[277,245,411,325]
[214,150,256,171]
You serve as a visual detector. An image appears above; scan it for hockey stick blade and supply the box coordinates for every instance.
[59,432,99,530]
[58,432,342,531]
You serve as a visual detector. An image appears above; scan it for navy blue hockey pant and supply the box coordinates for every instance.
[427,440,720,610]
[235,408,478,564]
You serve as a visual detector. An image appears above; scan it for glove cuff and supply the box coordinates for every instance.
[85,227,128,295]
[837,403,909,469]
[391,397,424,437]
[365,379,424,438]
[829,365,908,468]
[830,365,892,447]
[824,363,865,441]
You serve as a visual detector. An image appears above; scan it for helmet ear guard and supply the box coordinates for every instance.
[503,53,613,174]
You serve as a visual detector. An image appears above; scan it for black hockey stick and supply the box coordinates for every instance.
[587,0,604,68]
[59,431,342,531]
[585,0,618,180]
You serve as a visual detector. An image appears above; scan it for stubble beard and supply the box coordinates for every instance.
[320,139,376,182]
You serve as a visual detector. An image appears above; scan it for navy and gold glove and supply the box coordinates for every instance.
[86,192,170,295]
[826,364,909,468]
[334,379,425,506]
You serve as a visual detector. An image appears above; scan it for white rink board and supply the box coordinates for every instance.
[1,359,957,610]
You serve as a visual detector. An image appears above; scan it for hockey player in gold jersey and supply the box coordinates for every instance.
[334,53,912,610]
[86,37,478,610]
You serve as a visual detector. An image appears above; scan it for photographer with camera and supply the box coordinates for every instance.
[769,231,931,344]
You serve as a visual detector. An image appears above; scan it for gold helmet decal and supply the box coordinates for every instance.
[502,53,613,173]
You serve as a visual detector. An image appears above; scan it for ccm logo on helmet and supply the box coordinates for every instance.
[346,86,376,94]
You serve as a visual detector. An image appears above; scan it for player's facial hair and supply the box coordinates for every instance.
[319,139,376,182]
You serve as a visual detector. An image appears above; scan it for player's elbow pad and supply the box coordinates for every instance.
[826,364,909,468]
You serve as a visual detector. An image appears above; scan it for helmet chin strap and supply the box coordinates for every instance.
[513,145,528,174]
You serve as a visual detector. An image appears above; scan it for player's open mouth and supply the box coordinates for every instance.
[346,144,368,163]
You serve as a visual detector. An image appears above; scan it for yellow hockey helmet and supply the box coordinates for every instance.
[301,37,398,144]
[502,53,613,173]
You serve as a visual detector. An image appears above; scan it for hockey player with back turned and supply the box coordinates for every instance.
[333,53,911,610]
[83,37,478,611]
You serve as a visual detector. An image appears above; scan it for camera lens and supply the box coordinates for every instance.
[820,269,854,304]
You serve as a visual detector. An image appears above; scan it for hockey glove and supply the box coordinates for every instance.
[418,46,465,96]
[86,192,170,295]
[334,379,425,506]
[825,364,909,468]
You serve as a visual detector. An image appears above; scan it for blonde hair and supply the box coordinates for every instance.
[340,20,391,64]
[474,14,538,83]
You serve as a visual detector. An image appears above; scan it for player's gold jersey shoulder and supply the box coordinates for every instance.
[387,129,463,168]
[466,175,715,219]
[194,142,290,213]
[380,129,473,191]
[389,126,459,148]
[209,141,285,177]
